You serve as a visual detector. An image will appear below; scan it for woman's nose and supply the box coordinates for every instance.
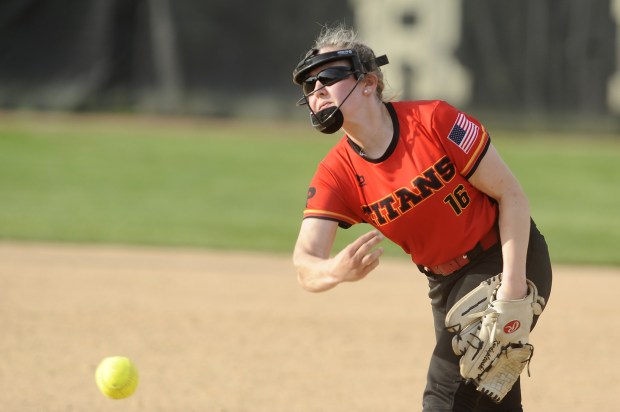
[313,80,326,94]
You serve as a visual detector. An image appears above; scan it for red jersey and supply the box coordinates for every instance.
[303,100,498,267]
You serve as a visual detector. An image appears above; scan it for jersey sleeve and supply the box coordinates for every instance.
[303,162,361,229]
[431,101,491,179]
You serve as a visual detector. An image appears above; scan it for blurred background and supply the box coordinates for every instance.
[0,0,618,128]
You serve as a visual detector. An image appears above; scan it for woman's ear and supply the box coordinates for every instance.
[363,73,379,91]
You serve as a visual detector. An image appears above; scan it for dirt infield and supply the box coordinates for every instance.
[1,242,616,411]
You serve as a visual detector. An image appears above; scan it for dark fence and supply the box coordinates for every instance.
[461,0,616,114]
[0,0,616,119]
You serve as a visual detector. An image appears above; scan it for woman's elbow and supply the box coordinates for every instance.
[292,255,317,292]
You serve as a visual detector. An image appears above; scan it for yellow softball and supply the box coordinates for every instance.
[95,356,139,399]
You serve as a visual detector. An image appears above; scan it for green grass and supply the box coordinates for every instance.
[493,132,620,266]
[0,114,322,253]
[0,113,619,266]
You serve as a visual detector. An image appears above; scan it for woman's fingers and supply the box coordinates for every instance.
[350,230,384,256]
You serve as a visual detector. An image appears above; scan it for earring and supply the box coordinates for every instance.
[364,89,369,95]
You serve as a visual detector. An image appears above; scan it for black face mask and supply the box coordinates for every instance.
[297,66,355,134]
[293,49,389,134]
[310,106,344,134]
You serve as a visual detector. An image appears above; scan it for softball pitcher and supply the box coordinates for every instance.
[291,24,552,412]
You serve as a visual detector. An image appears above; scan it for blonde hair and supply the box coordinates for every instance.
[312,24,387,101]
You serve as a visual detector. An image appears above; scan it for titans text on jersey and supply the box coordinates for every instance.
[361,156,456,225]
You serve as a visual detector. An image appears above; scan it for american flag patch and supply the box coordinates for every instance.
[447,113,479,153]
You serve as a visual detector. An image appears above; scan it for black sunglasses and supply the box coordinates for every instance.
[302,66,357,95]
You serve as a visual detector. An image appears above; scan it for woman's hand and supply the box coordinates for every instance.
[329,230,385,284]
[293,218,384,292]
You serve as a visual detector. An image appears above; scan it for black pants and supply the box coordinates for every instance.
[422,220,553,412]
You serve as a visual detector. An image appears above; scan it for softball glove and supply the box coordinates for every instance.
[445,274,546,403]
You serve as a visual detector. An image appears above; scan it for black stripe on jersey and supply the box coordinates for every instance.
[302,215,355,229]
[464,137,491,180]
